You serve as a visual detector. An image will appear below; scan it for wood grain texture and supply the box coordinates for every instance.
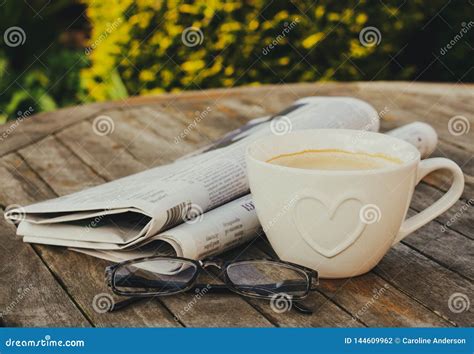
[375,243,473,326]
[6,145,178,327]
[255,239,451,327]
[0,155,90,327]
[402,209,474,281]
[0,103,113,157]
[0,215,90,327]
[410,183,473,240]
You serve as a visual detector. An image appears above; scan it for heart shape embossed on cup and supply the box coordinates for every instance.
[292,194,366,258]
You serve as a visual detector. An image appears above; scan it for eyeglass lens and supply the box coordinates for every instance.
[226,260,309,298]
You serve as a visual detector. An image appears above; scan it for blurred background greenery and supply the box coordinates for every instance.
[0,0,472,123]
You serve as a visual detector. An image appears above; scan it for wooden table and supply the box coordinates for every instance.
[0,82,472,327]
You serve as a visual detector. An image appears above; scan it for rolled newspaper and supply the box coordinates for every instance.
[11,97,381,252]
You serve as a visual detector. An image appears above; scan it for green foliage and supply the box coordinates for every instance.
[0,0,87,122]
[83,0,471,102]
[0,0,471,121]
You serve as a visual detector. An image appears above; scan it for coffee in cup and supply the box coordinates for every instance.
[267,149,402,171]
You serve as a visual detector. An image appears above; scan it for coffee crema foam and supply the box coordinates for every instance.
[267,149,402,171]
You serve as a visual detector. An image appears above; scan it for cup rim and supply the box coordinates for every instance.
[246,129,420,175]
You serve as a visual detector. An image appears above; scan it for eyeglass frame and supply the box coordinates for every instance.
[105,255,319,301]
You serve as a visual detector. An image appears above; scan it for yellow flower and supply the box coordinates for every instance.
[181,60,206,72]
[221,22,241,32]
[356,13,368,25]
[248,19,259,31]
[302,32,325,49]
[224,66,234,76]
[278,57,290,65]
[328,12,340,21]
[315,6,325,19]
[139,70,155,82]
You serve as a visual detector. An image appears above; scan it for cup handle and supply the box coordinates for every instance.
[392,157,464,245]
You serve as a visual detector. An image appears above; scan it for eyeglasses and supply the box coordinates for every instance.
[105,256,318,314]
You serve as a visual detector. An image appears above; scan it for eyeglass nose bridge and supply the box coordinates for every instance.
[199,259,224,270]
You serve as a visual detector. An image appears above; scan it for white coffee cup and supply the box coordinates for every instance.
[246,129,464,278]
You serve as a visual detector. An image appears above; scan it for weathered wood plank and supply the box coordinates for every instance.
[0,153,55,205]
[33,246,180,327]
[9,144,178,327]
[95,108,194,168]
[418,139,473,202]
[375,243,473,326]
[381,93,473,151]
[127,106,201,157]
[433,140,474,177]
[57,121,147,180]
[410,183,473,240]
[0,102,114,157]
[0,156,91,327]
[157,102,244,142]
[318,273,452,327]
[401,209,474,281]
[18,136,103,196]
[0,213,90,327]
[379,118,474,202]
[255,240,451,327]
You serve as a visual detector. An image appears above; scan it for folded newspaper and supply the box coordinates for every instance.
[6,97,438,262]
